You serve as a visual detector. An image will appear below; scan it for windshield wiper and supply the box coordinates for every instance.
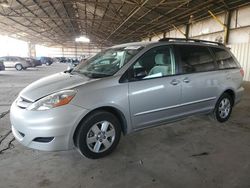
[81,71,112,78]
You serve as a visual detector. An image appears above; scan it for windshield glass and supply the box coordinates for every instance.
[73,46,143,78]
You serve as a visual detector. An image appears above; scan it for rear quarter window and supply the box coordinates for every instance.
[211,47,239,69]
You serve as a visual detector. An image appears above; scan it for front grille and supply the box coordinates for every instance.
[33,137,54,143]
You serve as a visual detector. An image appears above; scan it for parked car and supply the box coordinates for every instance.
[0,56,30,71]
[59,57,67,63]
[37,57,53,66]
[25,57,42,67]
[52,57,60,63]
[10,38,244,159]
[67,58,80,70]
[0,60,5,71]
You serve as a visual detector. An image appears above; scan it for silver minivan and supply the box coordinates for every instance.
[10,38,244,159]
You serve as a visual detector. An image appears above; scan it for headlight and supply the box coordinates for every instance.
[27,90,77,111]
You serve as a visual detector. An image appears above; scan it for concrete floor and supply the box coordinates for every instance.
[0,63,250,188]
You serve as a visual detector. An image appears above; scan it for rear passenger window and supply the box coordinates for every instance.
[211,48,238,69]
[177,45,215,73]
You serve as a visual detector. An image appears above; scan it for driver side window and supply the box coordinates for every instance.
[130,46,175,80]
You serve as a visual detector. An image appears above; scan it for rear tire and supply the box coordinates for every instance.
[213,93,233,123]
[74,111,121,159]
[15,64,23,71]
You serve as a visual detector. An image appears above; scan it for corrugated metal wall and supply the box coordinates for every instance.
[230,43,250,81]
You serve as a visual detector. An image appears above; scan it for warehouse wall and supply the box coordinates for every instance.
[230,43,250,81]
[146,5,250,44]
[143,5,250,81]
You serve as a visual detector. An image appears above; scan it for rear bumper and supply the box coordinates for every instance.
[10,101,89,151]
[235,86,244,105]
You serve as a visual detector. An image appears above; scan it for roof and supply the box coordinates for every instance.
[111,41,154,48]
[110,37,227,49]
[0,0,248,47]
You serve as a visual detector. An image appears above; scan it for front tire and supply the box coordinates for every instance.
[15,64,23,71]
[213,93,233,123]
[74,111,121,159]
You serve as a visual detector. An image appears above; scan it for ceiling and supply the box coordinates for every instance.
[0,0,249,47]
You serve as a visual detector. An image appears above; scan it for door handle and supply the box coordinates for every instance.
[183,77,190,83]
[170,79,180,85]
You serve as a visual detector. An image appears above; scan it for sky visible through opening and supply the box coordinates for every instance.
[0,35,28,57]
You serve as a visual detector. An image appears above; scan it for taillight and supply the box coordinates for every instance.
[240,68,244,77]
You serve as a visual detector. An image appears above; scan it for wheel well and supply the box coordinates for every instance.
[97,107,127,135]
[224,89,235,105]
[73,106,128,145]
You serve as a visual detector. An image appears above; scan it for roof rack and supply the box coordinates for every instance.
[159,37,224,46]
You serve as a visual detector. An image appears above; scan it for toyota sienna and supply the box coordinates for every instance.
[10,38,244,159]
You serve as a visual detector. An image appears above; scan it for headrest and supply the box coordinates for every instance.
[155,54,170,65]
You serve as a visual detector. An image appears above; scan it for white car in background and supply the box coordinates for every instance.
[0,56,31,71]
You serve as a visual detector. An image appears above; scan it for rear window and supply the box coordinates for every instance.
[211,47,239,69]
[177,45,215,73]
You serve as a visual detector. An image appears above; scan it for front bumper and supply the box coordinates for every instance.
[10,101,89,151]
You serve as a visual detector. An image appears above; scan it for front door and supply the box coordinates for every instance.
[128,45,182,130]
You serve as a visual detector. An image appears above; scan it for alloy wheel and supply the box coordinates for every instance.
[16,64,22,71]
[86,121,116,153]
[218,98,231,119]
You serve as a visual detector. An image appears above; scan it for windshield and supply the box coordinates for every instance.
[73,46,143,78]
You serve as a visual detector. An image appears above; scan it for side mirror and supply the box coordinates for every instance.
[134,69,147,79]
[64,68,73,73]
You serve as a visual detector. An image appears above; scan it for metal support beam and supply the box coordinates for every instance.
[104,0,150,41]
[172,24,186,38]
[28,43,36,57]
[117,0,191,42]
[208,10,227,44]
[163,32,166,38]
[0,12,60,44]
[225,10,232,44]
[115,0,166,37]
[33,0,68,37]
[59,0,77,35]
[127,1,215,41]
[208,10,225,27]
[185,24,190,39]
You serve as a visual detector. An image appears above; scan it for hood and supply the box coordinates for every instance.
[20,72,91,102]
